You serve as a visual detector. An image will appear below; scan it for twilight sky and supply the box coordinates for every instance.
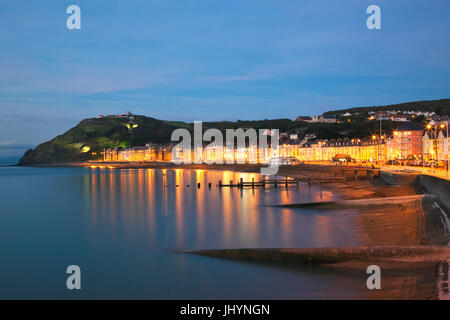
[0,0,449,156]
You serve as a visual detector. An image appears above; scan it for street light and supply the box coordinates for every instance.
[441,122,449,176]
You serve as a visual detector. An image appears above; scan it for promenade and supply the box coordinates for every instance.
[380,165,450,181]
[301,160,450,181]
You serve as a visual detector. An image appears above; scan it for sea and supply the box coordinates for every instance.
[0,166,366,299]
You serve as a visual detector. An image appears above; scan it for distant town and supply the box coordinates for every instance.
[100,109,449,171]
[296,109,440,123]
[18,99,450,171]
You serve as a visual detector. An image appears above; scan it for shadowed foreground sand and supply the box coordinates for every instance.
[182,247,450,300]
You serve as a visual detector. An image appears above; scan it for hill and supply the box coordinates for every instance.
[19,116,305,164]
[18,98,449,165]
[19,115,178,164]
[323,99,450,117]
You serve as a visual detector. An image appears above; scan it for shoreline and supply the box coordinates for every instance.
[19,161,449,246]
[16,161,450,299]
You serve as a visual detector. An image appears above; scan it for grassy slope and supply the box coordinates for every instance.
[19,116,178,164]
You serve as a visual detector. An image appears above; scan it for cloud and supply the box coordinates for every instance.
[0,140,18,147]
[0,0,449,147]
[0,59,190,95]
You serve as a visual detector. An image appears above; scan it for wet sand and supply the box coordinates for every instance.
[276,165,448,299]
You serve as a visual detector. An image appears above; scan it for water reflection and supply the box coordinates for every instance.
[0,166,363,299]
[86,168,357,249]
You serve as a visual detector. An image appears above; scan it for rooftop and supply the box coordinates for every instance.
[397,121,423,132]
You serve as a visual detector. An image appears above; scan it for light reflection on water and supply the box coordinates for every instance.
[85,168,345,250]
[0,167,362,299]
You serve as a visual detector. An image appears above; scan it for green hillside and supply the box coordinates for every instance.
[19,116,178,164]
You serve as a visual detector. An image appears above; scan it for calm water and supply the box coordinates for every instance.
[0,156,19,166]
[0,167,365,299]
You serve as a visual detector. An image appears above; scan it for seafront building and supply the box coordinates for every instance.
[386,122,424,161]
[102,141,386,164]
[293,142,386,163]
[102,122,449,166]
[423,128,449,162]
[104,143,173,162]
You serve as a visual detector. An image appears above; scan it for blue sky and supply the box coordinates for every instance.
[0,0,449,155]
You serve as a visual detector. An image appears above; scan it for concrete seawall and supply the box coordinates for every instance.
[380,170,450,211]
[184,246,450,268]
[380,170,419,186]
[418,175,450,212]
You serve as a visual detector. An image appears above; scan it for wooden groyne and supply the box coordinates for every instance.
[216,174,366,188]
[218,177,299,188]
